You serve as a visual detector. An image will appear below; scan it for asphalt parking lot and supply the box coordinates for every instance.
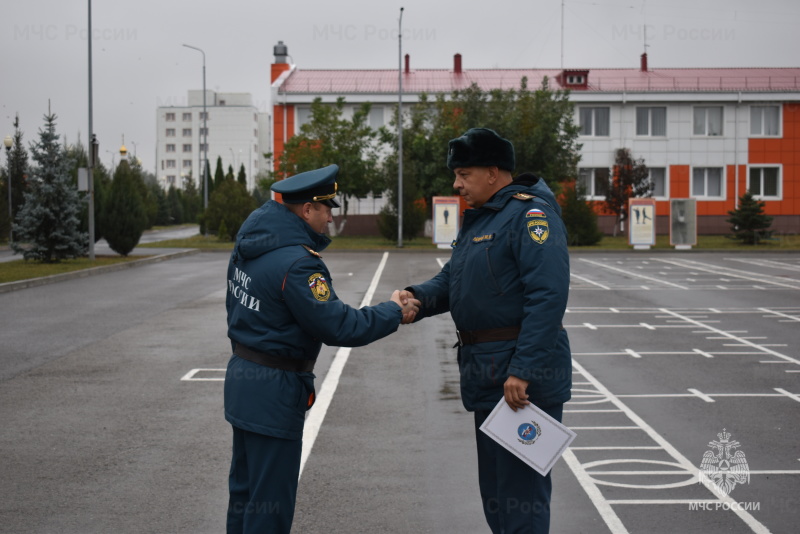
[0,249,797,533]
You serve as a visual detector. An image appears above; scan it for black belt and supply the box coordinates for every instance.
[234,343,316,372]
[456,326,521,347]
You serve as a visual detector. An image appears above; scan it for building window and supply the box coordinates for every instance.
[693,106,723,136]
[182,159,193,169]
[166,128,175,137]
[166,144,176,153]
[182,144,192,153]
[750,106,780,136]
[567,75,585,84]
[297,106,312,127]
[254,129,258,137]
[636,107,666,136]
[182,128,192,137]
[199,112,208,120]
[166,160,176,169]
[578,168,610,199]
[369,107,384,129]
[198,127,208,136]
[647,168,668,198]
[167,175,176,185]
[748,166,781,200]
[182,112,192,121]
[254,113,258,122]
[166,112,175,122]
[691,167,724,198]
[579,107,610,136]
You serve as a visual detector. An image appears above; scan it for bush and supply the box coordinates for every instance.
[377,200,427,241]
[204,178,257,241]
[560,182,602,246]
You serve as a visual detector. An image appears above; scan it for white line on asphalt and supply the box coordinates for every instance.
[758,307,800,321]
[774,388,800,403]
[571,273,611,289]
[656,258,800,290]
[569,359,771,533]
[180,368,226,381]
[660,308,800,365]
[687,388,715,403]
[299,252,389,479]
[579,258,689,289]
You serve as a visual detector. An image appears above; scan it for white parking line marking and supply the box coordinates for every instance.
[571,273,611,289]
[300,252,389,478]
[180,368,225,381]
[568,360,771,533]
[774,388,800,403]
[625,349,642,358]
[687,388,715,403]
[579,258,689,290]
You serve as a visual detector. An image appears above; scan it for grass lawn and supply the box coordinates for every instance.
[0,255,149,285]
[2,232,797,286]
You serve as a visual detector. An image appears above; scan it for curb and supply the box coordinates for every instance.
[0,249,201,294]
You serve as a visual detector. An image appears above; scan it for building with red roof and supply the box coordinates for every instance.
[270,41,800,235]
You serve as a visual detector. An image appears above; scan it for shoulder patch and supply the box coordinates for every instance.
[513,193,535,201]
[527,219,549,245]
[526,208,547,218]
[302,244,321,258]
[307,273,331,301]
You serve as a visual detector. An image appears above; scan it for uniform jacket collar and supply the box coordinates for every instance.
[235,200,331,260]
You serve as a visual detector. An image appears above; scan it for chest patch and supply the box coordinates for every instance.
[308,273,331,301]
[472,233,495,244]
[527,219,549,244]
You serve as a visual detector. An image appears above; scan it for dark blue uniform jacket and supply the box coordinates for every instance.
[225,200,402,440]
[407,175,572,411]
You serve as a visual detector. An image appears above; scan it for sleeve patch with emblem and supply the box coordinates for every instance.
[308,273,331,301]
[527,219,549,244]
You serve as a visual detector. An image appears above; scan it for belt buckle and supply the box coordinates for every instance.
[456,330,464,347]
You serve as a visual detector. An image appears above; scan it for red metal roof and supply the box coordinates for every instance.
[278,67,800,94]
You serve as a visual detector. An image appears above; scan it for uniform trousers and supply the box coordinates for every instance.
[473,403,564,534]
[227,426,302,534]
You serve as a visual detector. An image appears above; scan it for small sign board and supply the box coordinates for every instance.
[432,196,460,248]
[670,199,697,249]
[78,168,89,191]
[628,198,656,249]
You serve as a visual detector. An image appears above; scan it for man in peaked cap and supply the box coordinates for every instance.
[224,164,420,533]
[400,128,572,534]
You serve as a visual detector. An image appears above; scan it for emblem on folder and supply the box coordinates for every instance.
[517,421,542,445]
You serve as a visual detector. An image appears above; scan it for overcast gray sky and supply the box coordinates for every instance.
[2,0,799,174]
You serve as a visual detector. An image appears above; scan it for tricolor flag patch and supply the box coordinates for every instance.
[526,208,546,218]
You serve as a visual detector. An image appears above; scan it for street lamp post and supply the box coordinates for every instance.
[3,135,12,243]
[397,7,404,248]
[183,44,208,222]
[87,0,96,260]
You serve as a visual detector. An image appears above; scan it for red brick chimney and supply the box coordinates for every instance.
[640,52,648,72]
[454,53,462,74]
[405,53,410,74]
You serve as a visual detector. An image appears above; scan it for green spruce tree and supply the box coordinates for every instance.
[237,163,247,186]
[214,156,225,188]
[727,191,773,244]
[11,113,87,262]
[103,159,148,256]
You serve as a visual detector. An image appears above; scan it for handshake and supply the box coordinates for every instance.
[390,290,420,325]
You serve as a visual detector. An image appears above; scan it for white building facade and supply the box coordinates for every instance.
[155,90,270,192]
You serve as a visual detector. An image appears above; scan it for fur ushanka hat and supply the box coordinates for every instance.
[446,128,515,172]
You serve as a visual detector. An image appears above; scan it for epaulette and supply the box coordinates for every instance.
[512,193,535,201]
[302,244,322,258]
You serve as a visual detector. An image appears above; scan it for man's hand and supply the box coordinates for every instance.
[503,375,530,411]
[391,290,420,324]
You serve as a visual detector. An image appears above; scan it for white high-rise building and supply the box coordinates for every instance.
[155,90,271,192]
